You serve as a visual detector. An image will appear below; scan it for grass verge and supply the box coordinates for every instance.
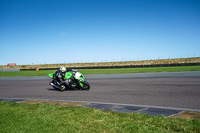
[0,66,200,77]
[0,101,199,133]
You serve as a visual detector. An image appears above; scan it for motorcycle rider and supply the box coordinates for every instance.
[50,66,72,90]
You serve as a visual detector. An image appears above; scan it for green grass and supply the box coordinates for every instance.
[0,70,55,77]
[80,66,200,74]
[0,101,199,133]
[0,66,200,77]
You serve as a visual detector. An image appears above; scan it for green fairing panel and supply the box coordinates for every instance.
[64,72,72,80]
[48,73,54,78]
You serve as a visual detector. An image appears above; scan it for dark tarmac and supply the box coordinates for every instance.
[0,71,200,116]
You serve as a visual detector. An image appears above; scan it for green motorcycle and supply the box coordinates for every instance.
[48,69,90,91]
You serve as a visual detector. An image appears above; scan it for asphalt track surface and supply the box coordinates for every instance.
[0,71,200,115]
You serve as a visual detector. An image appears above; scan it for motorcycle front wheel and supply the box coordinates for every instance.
[80,81,90,90]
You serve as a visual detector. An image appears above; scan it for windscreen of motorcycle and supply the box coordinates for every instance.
[74,72,84,80]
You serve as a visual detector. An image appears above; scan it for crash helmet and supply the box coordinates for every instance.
[60,66,66,73]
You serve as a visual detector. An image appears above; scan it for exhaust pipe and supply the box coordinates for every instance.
[50,82,60,89]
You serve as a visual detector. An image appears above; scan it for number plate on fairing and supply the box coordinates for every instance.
[75,72,84,80]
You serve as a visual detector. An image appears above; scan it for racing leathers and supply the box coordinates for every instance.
[51,68,73,90]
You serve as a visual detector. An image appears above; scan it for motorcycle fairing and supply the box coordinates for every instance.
[48,73,54,79]
[64,72,72,80]
[74,72,84,80]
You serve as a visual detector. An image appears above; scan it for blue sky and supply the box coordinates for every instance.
[0,0,200,65]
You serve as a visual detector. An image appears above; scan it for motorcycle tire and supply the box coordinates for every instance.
[80,81,90,90]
